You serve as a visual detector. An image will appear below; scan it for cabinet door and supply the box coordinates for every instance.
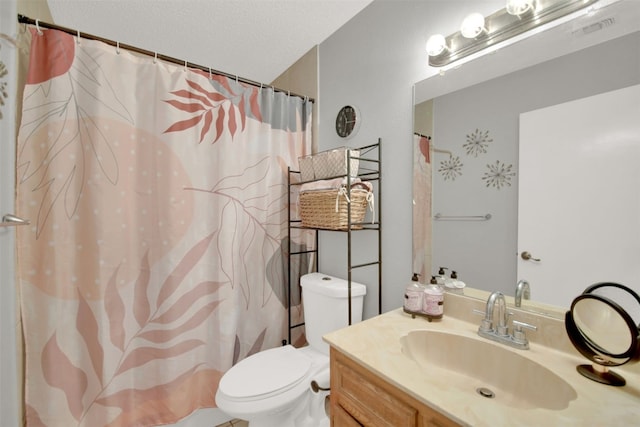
[332,403,364,427]
[330,348,462,427]
[332,350,417,427]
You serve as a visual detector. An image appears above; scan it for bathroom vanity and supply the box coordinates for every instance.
[330,346,459,426]
[324,293,640,426]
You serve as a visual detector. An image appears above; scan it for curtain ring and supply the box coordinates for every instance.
[35,19,43,35]
[116,41,120,54]
[76,30,81,44]
[153,52,157,64]
[184,60,187,72]
[209,67,212,79]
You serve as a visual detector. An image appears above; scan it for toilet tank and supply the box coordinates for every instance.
[300,272,367,355]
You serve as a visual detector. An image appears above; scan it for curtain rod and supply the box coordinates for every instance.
[17,14,315,103]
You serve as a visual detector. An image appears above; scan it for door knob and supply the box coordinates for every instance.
[521,251,541,262]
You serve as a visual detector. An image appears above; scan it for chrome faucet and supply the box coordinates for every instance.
[479,291,508,336]
[475,291,537,350]
[515,280,530,307]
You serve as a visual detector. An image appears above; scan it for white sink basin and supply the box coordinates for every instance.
[400,329,577,411]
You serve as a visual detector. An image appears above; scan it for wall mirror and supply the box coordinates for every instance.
[413,0,640,318]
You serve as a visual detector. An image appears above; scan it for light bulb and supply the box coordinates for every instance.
[426,34,447,56]
[506,0,533,16]
[461,13,486,38]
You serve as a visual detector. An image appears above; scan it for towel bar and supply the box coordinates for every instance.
[433,213,491,221]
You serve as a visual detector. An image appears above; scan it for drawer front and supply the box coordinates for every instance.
[335,359,417,427]
[332,402,364,427]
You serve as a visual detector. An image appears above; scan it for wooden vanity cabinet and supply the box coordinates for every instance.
[329,347,461,427]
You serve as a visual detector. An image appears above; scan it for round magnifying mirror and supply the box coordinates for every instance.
[584,282,640,327]
[565,283,640,386]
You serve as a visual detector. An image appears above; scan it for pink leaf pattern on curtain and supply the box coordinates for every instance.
[77,292,105,383]
[17,30,313,427]
[31,239,223,423]
[163,77,262,143]
[105,265,126,352]
[114,339,205,376]
[133,251,152,328]
[156,232,216,307]
[151,281,224,324]
[25,405,47,427]
[41,333,89,421]
[96,364,204,411]
[140,300,222,343]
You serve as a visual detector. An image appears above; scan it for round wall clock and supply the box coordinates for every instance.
[335,105,360,139]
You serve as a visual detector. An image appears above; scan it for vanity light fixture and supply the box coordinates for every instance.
[426,34,448,56]
[460,13,487,38]
[506,0,535,16]
[427,0,599,68]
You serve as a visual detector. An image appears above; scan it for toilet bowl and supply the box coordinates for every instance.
[215,273,366,427]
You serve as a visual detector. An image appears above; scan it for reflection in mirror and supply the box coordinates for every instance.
[413,0,640,317]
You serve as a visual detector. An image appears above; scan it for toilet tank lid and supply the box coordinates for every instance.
[300,272,367,298]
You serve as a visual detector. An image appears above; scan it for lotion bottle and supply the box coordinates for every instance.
[435,267,448,285]
[444,270,465,293]
[403,273,424,314]
[423,276,444,319]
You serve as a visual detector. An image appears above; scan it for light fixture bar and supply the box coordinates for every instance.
[429,0,599,67]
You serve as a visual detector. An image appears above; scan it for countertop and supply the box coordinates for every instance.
[323,302,640,426]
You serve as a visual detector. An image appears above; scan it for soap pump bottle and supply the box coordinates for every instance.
[444,270,464,293]
[423,276,444,319]
[403,273,424,314]
[435,267,448,285]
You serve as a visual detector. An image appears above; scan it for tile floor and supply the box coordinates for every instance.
[215,419,248,427]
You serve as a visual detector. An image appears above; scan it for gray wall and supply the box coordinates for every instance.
[317,0,504,318]
[431,31,640,296]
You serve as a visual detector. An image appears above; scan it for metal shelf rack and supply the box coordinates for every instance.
[286,139,382,344]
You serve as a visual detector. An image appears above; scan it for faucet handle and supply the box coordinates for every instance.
[511,320,537,346]
[472,309,493,332]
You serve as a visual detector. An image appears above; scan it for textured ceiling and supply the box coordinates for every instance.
[46,0,374,84]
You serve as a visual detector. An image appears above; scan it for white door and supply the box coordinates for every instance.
[518,84,640,308]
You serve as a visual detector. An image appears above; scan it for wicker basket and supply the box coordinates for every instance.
[299,187,369,230]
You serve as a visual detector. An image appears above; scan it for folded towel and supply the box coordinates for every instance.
[300,177,364,193]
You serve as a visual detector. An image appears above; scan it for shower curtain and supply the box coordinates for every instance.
[413,134,432,281]
[16,27,312,427]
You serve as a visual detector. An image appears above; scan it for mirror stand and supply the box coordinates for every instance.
[576,364,626,387]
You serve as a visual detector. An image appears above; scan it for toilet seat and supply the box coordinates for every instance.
[218,345,312,401]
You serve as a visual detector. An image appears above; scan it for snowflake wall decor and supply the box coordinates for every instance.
[438,155,463,181]
[464,128,493,157]
[482,160,515,189]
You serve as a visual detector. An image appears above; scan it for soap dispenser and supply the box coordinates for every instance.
[444,270,466,294]
[403,273,424,314]
[435,267,448,285]
[423,276,444,319]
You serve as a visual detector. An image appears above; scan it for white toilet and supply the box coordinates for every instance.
[215,272,367,427]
